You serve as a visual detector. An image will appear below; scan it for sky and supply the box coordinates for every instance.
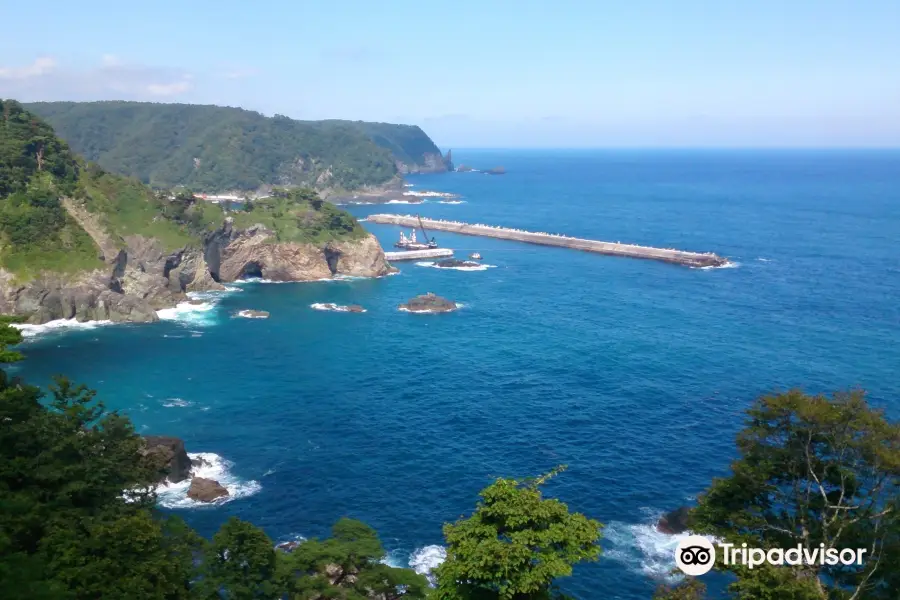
[1,0,898,147]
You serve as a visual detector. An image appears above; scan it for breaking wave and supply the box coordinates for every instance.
[698,261,740,270]
[415,261,496,272]
[409,545,447,580]
[156,300,217,326]
[310,303,366,313]
[13,318,113,339]
[604,510,717,582]
[161,398,192,408]
[402,190,459,198]
[156,452,261,509]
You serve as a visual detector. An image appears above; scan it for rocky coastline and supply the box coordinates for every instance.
[0,211,395,325]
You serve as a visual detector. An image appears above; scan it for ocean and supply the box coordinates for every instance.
[12,149,900,599]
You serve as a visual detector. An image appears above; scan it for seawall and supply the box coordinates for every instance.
[385,248,454,261]
[368,214,728,268]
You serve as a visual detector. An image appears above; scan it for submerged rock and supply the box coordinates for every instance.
[346,304,365,313]
[237,309,270,319]
[657,506,692,535]
[399,292,458,313]
[484,166,506,175]
[187,477,229,502]
[142,436,192,483]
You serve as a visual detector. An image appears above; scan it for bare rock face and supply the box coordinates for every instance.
[142,436,192,483]
[187,477,229,502]
[211,221,394,282]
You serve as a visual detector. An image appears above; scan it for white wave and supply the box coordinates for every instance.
[235,310,269,319]
[161,398,192,408]
[756,257,773,262]
[436,200,466,204]
[410,545,446,579]
[604,515,718,582]
[699,261,740,270]
[402,190,458,198]
[310,303,366,313]
[386,199,422,204]
[13,318,114,339]
[404,183,414,187]
[399,303,463,314]
[156,452,261,509]
[416,261,496,272]
[156,300,217,326]
[357,217,369,222]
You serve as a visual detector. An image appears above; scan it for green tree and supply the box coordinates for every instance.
[281,518,428,599]
[199,517,282,600]
[653,578,707,600]
[691,390,900,600]
[434,466,602,600]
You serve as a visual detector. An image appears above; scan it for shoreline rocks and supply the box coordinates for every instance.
[399,292,458,313]
[187,477,229,502]
[142,436,192,483]
[657,506,692,535]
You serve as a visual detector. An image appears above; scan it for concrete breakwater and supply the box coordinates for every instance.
[369,214,728,268]
[384,248,454,261]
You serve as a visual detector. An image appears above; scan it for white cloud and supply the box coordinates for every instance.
[0,55,194,100]
[0,57,57,80]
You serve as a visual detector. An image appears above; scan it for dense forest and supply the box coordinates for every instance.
[0,100,373,279]
[25,102,447,193]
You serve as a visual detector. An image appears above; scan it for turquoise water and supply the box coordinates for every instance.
[14,150,900,599]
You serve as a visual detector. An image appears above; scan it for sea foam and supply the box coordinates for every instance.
[415,261,496,272]
[156,452,261,509]
[13,318,114,339]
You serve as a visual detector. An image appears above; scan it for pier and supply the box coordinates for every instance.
[384,248,454,261]
[370,215,728,268]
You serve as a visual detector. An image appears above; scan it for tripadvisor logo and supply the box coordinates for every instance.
[674,536,867,576]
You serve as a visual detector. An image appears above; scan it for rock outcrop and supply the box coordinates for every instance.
[187,477,229,502]
[237,309,270,319]
[142,436,193,483]
[395,150,453,174]
[1,209,393,325]
[399,292,458,313]
[207,218,394,283]
[657,507,692,535]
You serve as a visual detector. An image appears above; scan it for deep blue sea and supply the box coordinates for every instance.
[13,150,900,599]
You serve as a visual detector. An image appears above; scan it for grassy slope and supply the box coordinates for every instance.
[231,191,366,245]
[78,169,222,252]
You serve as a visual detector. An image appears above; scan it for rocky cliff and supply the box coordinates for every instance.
[395,149,454,174]
[0,208,394,325]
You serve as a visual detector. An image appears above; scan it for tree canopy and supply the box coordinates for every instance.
[24,102,445,193]
[434,466,603,600]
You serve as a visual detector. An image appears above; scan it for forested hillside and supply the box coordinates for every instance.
[26,102,450,193]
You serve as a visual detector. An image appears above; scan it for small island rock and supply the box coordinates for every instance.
[399,292,458,313]
[237,309,270,319]
[346,304,366,313]
[485,166,506,175]
[187,477,230,502]
[456,165,474,172]
[434,259,480,269]
[657,506,692,535]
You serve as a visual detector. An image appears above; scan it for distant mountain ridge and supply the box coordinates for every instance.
[24,101,452,193]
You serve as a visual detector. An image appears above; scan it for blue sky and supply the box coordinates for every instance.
[1,0,898,147]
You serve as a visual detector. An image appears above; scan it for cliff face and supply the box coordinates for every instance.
[205,218,394,283]
[0,213,393,325]
[395,149,454,174]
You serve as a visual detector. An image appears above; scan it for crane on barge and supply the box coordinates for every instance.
[394,214,438,250]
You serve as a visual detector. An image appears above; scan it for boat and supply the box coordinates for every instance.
[394,215,438,250]
[469,252,483,260]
